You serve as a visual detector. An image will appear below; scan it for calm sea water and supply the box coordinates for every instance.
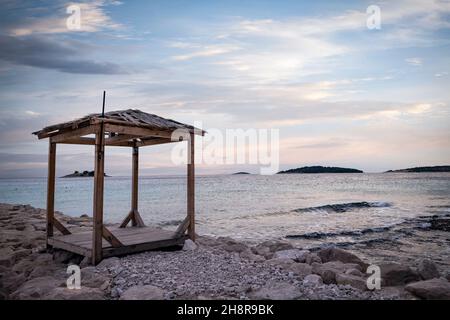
[1,173,449,266]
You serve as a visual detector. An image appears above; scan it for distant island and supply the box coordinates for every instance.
[386,165,450,173]
[278,166,363,174]
[61,170,109,178]
[233,172,250,175]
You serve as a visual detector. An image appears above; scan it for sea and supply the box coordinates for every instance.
[1,173,449,269]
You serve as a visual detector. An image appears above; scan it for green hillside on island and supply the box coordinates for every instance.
[62,170,109,178]
[386,165,450,173]
[278,166,363,174]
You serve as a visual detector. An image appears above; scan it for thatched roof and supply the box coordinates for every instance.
[33,109,204,138]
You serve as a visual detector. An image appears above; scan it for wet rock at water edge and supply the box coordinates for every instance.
[273,249,309,263]
[405,278,450,300]
[317,247,368,271]
[379,263,421,286]
[417,259,440,280]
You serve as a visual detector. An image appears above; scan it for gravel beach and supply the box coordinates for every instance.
[1,203,449,300]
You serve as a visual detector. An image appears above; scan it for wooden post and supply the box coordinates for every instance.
[92,125,105,265]
[131,146,139,226]
[46,140,56,248]
[187,132,195,241]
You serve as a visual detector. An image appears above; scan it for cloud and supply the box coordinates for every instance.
[4,0,123,36]
[0,35,128,74]
[172,45,240,61]
[405,57,423,66]
[25,110,40,117]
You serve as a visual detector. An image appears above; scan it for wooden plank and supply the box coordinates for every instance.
[53,217,71,235]
[46,141,56,247]
[105,134,135,145]
[187,132,195,241]
[92,125,105,265]
[58,137,95,145]
[136,138,175,147]
[102,226,123,247]
[104,123,172,139]
[103,236,187,258]
[48,237,91,257]
[50,125,97,143]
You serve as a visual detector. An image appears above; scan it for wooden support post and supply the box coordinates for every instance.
[131,146,139,226]
[187,132,195,241]
[92,125,105,265]
[120,145,145,228]
[46,141,56,248]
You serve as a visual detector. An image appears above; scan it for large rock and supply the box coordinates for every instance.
[1,271,27,292]
[120,285,166,300]
[96,257,121,270]
[379,263,420,286]
[336,273,367,291]
[11,276,64,299]
[286,263,313,279]
[43,287,105,300]
[266,258,295,269]
[252,240,293,259]
[312,261,362,285]
[218,237,248,253]
[182,239,197,251]
[273,249,309,263]
[249,281,302,300]
[303,274,323,286]
[417,259,440,280]
[239,249,266,263]
[317,247,368,270]
[305,253,322,265]
[0,247,15,267]
[405,278,450,300]
[81,267,111,290]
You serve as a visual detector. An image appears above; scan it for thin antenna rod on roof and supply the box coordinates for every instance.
[102,91,106,117]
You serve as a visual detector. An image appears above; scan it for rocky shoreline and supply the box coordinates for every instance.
[1,203,449,300]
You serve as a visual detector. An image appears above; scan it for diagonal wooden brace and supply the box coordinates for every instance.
[119,209,145,228]
[53,217,71,235]
[102,226,123,247]
[174,216,190,238]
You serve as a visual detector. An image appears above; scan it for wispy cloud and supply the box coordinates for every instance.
[405,57,423,66]
[172,44,240,61]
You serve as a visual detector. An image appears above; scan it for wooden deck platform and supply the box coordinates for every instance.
[48,226,187,259]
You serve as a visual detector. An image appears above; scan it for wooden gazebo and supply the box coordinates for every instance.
[33,109,204,265]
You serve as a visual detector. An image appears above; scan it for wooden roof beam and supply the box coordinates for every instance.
[105,134,135,146]
[50,125,99,143]
[104,123,173,139]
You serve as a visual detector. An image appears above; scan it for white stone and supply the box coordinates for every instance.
[182,239,198,251]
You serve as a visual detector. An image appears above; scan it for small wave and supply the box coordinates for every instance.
[292,201,391,214]
[286,225,392,239]
[158,219,183,227]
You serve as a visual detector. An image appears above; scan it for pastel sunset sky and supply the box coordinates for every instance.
[1,0,449,177]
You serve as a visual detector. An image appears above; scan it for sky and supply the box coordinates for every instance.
[0,0,449,177]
